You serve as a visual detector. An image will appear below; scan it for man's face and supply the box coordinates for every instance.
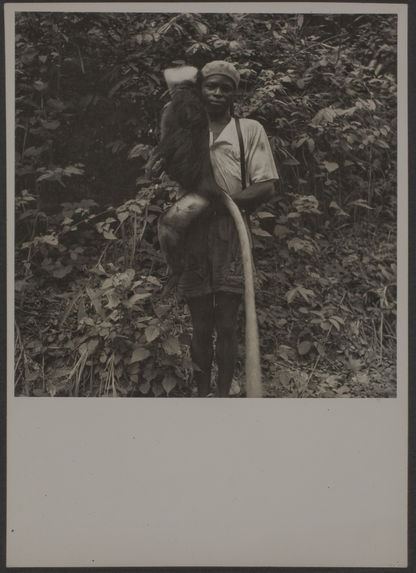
[201,74,235,115]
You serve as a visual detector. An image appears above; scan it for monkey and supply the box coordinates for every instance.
[154,66,262,398]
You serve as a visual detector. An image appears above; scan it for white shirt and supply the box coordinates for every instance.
[209,117,279,196]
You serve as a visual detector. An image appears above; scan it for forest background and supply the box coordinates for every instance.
[14,11,397,398]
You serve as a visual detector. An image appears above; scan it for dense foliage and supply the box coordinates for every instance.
[14,12,397,397]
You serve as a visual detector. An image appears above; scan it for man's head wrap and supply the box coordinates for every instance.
[201,61,240,88]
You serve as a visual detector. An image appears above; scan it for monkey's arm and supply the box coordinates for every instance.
[230,180,276,213]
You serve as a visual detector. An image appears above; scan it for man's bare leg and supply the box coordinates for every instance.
[187,294,215,396]
[215,292,242,397]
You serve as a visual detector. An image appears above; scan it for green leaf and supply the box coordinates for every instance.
[106,292,121,309]
[328,318,341,331]
[162,336,181,356]
[334,385,351,395]
[145,325,160,343]
[108,78,127,98]
[307,138,315,153]
[297,287,315,302]
[152,381,164,397]
[32,389,49,397]
[117,211,129,223]
[298,340,312,355]
[311,107,337,126]
[293,195,320,213]
[143,363,158,382]
[38,234,59,247]
[47,98,66,111]
[252,228,272,238]
[86,287,105,316]
[274,224,290,239]
[162,374,177,396]
[154,303,170,318]
[79,338,99,357]
[41,120,60,130]
[33,80,48,92]
[315,343,326,356]
[323,161,339,173]
[257,211,275,219]
[103,230,117,240]
[126,293,152,308]
[326,375,341,388]
[194,21,208,35]
[52,265,72,279]
[128,144,150,160]
[279,370,292,389]
[146,275,162,287]
[286,287,299,304]
[349,199,374,210]
[64,165,84,176]
[353,372,370,385]
[128,362,140,375]
[287,238,315,254]
[283,158,300,166]
[329,201,349,217]
[130,346,151,364]
[139,381,150,394]
[321,390,336,398]
[15,279,27,292]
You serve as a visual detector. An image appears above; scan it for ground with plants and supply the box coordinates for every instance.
[14,12,397,397]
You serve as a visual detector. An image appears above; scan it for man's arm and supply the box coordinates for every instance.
[231,180,276,213]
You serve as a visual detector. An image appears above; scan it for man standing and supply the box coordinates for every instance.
[176,61,279,397]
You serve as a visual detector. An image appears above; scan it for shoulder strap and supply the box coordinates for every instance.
[234,117,252,247]
[234,117,246,190]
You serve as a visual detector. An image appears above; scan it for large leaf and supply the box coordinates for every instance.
[52,265,72,279]
[128,144,150,160]
[130,346,151,364]
[162,374,177,396]
[323,161,339,173]
[252,227,272,238]
[145,325,160,343]
[162,336,181,356]
[139,381,150,394]
[297,341,312,356]
[125,293,152,309]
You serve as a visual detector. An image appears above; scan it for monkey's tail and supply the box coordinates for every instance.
[221,192,262,398]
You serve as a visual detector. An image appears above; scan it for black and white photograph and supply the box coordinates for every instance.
[13,7,399,399]
[5,2,408,569]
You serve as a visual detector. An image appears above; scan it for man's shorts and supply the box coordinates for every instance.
[176,211,246,300]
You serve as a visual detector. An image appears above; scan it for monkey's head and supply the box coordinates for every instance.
[164,66,198,92]
[158,61,239,190]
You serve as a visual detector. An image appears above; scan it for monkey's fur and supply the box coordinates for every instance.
[156,71,262,397]
[158,81,222,197]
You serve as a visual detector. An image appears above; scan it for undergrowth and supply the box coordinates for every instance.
[14,12,397,397]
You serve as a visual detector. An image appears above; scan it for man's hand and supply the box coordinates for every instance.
[208,180,276,217]
[231,180,276,213]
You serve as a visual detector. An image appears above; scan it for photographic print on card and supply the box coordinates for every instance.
[13,8,398,398]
